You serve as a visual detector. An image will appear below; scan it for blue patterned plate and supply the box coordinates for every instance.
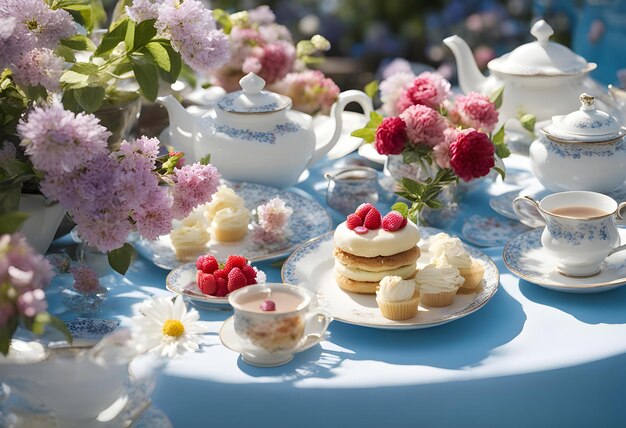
[281,227,500,330]
[166,262,230,306]
[65,318,120,340]
[462,215,531,247]
[503,228,626,293]
[130,182,332,270]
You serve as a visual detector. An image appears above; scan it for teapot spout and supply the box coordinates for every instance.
[443,35,488,94]
[310,90,373,166]
[157,95,195,156]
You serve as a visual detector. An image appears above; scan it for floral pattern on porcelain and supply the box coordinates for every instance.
[217,94,282,113]
[569,117,613,130]
[214,122,301,144]
[545,217,612,246]
[543,136,626,159]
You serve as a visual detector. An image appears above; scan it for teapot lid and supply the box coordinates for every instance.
[217,72,291,114]
[543,93,625,143]
[488,20,596,76]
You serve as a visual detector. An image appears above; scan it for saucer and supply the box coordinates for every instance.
[462,215,532,247]
[130,182,332,270]
[503,228,626,293]
[219,316,327,367]
[166,262,230,308]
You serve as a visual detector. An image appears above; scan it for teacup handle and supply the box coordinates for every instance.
[608,202,626,257]
[300,310,332,348]
[512,195,541,222]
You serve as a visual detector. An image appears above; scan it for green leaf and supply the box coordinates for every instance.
[125,19,136,51]
[492,125,511,159]
[61,88,81,112]
[519,113,536,133]
[60,70,89,89]
[364,80,379,99]
[131,57,159,101]
[55,44,76,62]
[71,62,99,75]
[401,177,423,196]
[493,166,506,180]
[74,85,105,113]
[489,86,504,110]
[0,211,29,233]
[0,317,18,356]
[48,314,73,344]
[391,202,408,217]
[134,19,158,49]
[95,19,128,57]
[145,42,170,72]
[107,242,134,275]
[350,128,376,141]
[200,154,211,165]
[213,9,232,34]
[60,34,96,51]
[156,44,182,83]
[63,4,93,32]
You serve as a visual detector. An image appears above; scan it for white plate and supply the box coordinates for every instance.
[281,227,500,330]
[357,143,386,164]
[166,262,230,306]
[503,228,626,294]
[219,316,327,367]
[130,182,332,270]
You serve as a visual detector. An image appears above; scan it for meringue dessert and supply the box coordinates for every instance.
[376,275,420,320]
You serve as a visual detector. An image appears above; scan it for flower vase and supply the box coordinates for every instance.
[18,194,66,254]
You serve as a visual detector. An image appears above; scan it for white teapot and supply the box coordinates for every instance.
[159,72,373,188]
[529,93,626,193]
[443,20,612,127]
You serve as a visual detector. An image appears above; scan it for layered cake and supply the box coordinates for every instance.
[333,203,421,294]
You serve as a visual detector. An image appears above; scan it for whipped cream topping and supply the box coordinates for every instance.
[212,206,250,230]
[430,235,472,269]
[333,219,420,257]
[377,275,416,302]
[171,212,210,245]
[205,185,245,222]
[415,263,464,293]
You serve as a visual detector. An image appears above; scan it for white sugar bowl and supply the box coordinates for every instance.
[529,93,626,193]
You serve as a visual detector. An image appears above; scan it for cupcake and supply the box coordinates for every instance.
[211,206,250,242]
[430,234,485,292]
[204,185,245,223]
[376,275,420,320]
[170,211,210,261]
[415,263,464,307]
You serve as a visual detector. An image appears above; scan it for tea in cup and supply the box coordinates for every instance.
[228,284,331,364]
[514,191,626,277]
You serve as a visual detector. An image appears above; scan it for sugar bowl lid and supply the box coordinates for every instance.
[542,93,625,144]
[488,20,596,76]
[216,72,291,114]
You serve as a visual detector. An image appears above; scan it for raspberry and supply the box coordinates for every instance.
[354,226,369,234]
[196,255,218,274]
[363,207,381,229]
[346,214,363,230]
[241,264,258,285]
[197,272,217,295]
[213,269,228,280]
[400,217,408,229]
[355,203,374,220]
[215,278,229,297]
[382,211,404,231]
[227,267,248,292]
[224,255,248,273]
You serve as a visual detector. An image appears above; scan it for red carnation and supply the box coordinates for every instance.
[374,117,407,155]
[449,129,495,182]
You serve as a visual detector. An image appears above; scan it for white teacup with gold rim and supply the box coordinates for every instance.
[514,191,626,277]
[227,283,331,366]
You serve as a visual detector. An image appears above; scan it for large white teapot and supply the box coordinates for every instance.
[444,20,601,126]
[159,72,373,188]
[529,93,626,193]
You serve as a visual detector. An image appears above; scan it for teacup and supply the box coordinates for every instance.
[228,284,331,365]
[514,191,626,277]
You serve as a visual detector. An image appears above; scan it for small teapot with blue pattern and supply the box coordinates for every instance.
[159,72,372,188]
[529,93,626,193]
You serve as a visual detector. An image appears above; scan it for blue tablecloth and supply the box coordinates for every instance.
[46,154,626,428]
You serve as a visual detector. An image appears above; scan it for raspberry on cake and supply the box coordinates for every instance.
[333,207,421,294]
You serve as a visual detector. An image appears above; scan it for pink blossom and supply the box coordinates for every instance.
[171,163,220,219]
[0,16,25,67]
[271,70,339,115]
[75,211,134,253]
[0,234,54,291]
[71,264,102,295]
[399,104,447,148]
[452,92,499,133]
[257,197,293,234]
[382,58,412,79]
[18,103,110,175]
[17,288,47,317]
[243,40,295,84]
[449,128,495,181]
[133,188,174,240]
[248,5,276,25]
[155,0,230,73]
[12,47,64,91]
[379,71,415,116]
[374,117,407,155]
[126,0,163,22]
[396,71,451,113]
[433,127,460,169]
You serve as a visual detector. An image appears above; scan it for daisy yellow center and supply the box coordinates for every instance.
[162,320,185,337]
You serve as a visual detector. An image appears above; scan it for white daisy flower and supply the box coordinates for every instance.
[132,295,210,358]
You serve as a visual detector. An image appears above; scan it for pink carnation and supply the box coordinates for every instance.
[374,117,407,155]
[452,92,499,132]
[433,127,460,169]
[399,104,447,148]
[257,197,293,234]
[271,70,339,115]
[171,163,220,219]
[396,71,451,112]
[71,264,102,295]
[243,40,295,84]
[379,71,415,117]
[449,129,495,182]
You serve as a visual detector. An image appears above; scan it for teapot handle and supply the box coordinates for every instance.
[308,90,373,167]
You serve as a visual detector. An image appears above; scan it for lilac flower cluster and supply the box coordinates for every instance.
[18,104,221,253]
[0,233,54,327]
[0,0,74,91]
[70,264,102,295]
